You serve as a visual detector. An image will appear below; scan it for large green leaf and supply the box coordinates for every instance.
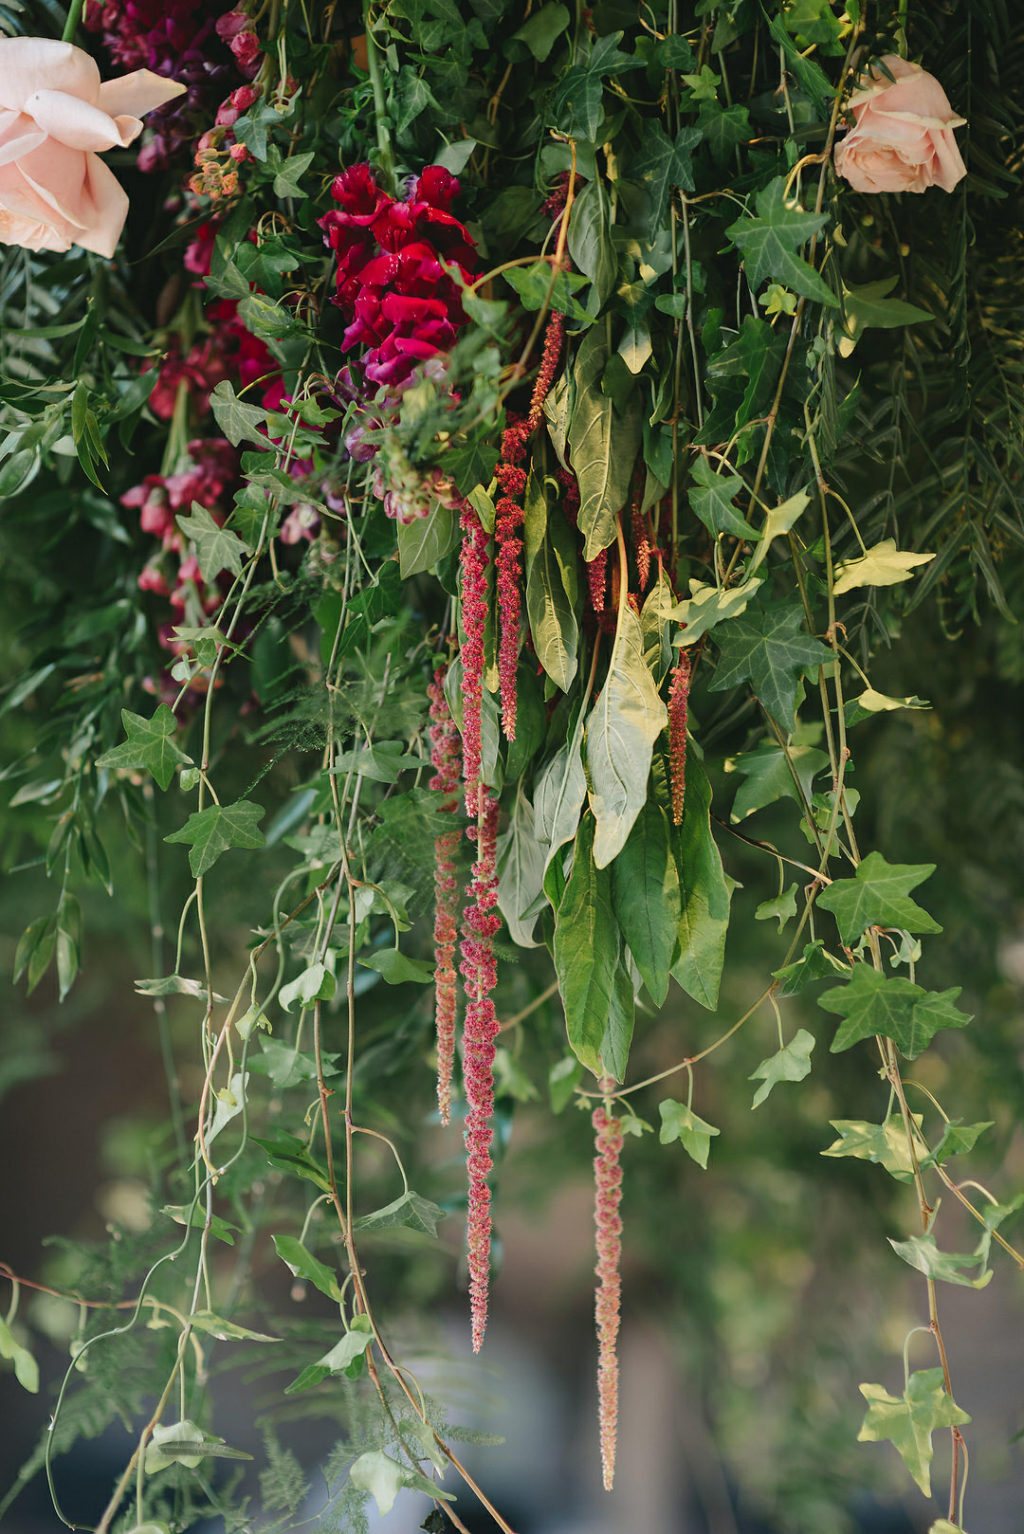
[534,708,587,869]
[553,815,634,1080]
[524,472,580,691]
[709,602,831,727]
[97,705,193,792]
[688,456,757,539]
[816,852,941,945]
[725,178,838,307]
[670,756,732,1009]
[497,785,547,948]
[396,501,460,577]
[858,1370,971,1497]
[567,177,617,310]
[567,326,642,560]
[726,741,828,821]
[611,801,680,1006]
[585,606,668,867]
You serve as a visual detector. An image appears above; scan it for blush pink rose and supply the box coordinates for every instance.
[835,54,967,195]
[0,37,185,256]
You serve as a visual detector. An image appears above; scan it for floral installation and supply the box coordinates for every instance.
[1,3,1021,1533]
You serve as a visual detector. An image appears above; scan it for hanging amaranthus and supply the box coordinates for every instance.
[428,665,462,1125]
[593,1087,624,1492]
[459,786,501,1351]
[668,649,692,826]
[458,500,489,814]
[493,307,565,739]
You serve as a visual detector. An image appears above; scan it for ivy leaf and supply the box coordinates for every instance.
[568,326,642,560]
[889,1233,993,1290]
[502,262,593,322]
[97,704,193,792]
[585,606,668,867]
[349,1450,453,1517]
[820,965,970,1058]
[748,492,809,573]
[857,1370,971,1497]
[354,1191,445,1237]
[316,1318,374,1373]
[279,962,336,1011]
[358,949,434,984]
[145,1420,252,1474]
[710,603,831,727]
[725,178,838,307]
[773,939,849,996]
[920,1119,993,1168]
[658,1099,720,1169]
[272,1233,342,1301]
[188,1312,280,1344]
[671,577,763,645]
[749,1028,815,1108]
[251,1132,331,1193]
[553,814,634,1080]
[177,503,247,580]
[524,472,580,691]
[832,539,936,595]
[816,852,941,944]
[209,380,271,448]
[630,121,701,226]
[510,1,570,59]
[755,883,798,931]
[839,277,933,357]
[165,799,265,878]
[611,801,680,1006]
[271,148,315,199]
[726,741,828,821]
[670,756,732,1009]
[0,1315,39,1393]
[162,1204,241,1244]
[688,456,758,539]
[232,96,283,160]
[821,1116,923,1183]
[697,99,751,164]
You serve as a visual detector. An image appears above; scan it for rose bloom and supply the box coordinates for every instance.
[835,54,967,194]
[0,37,184,255]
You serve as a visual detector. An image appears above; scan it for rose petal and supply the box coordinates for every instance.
[97,70,187,120]
[0,38,101,113]
[0,113,46,167]
[23,90,138,152]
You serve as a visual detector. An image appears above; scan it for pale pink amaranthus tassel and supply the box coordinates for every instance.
[427,665,462,1124]
[593,1083,624,1491]
[459,787,501,1351]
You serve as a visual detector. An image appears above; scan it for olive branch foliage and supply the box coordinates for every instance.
[1,0,1023,1530]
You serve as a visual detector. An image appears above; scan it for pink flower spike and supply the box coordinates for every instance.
[428,666,462,1125]
[593,1090,624,1492]
[668,650,691,826]
[459,787,501,1351]
[458,501,489,815]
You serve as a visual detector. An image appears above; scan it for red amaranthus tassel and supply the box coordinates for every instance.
[428,665,462,1125]
[632,506,651,593]
[668,649,692,825]
[459,787,501,1351]
[586,548,608,613]
[458,501,489,814]
[593,1087,624,1492]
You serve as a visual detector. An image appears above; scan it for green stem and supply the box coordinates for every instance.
[61,0,86,43]
[362,7,395,188]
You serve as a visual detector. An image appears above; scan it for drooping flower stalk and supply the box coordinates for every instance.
[593,1083,624,1492]
[428,665,462,1125]
[458,500,490,814]
[632,505,651,593]
[527,307,565,431]
[586,548,608,613]
[668,649,692,825]
[459,786,501,1351]
[494,420,528,740]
